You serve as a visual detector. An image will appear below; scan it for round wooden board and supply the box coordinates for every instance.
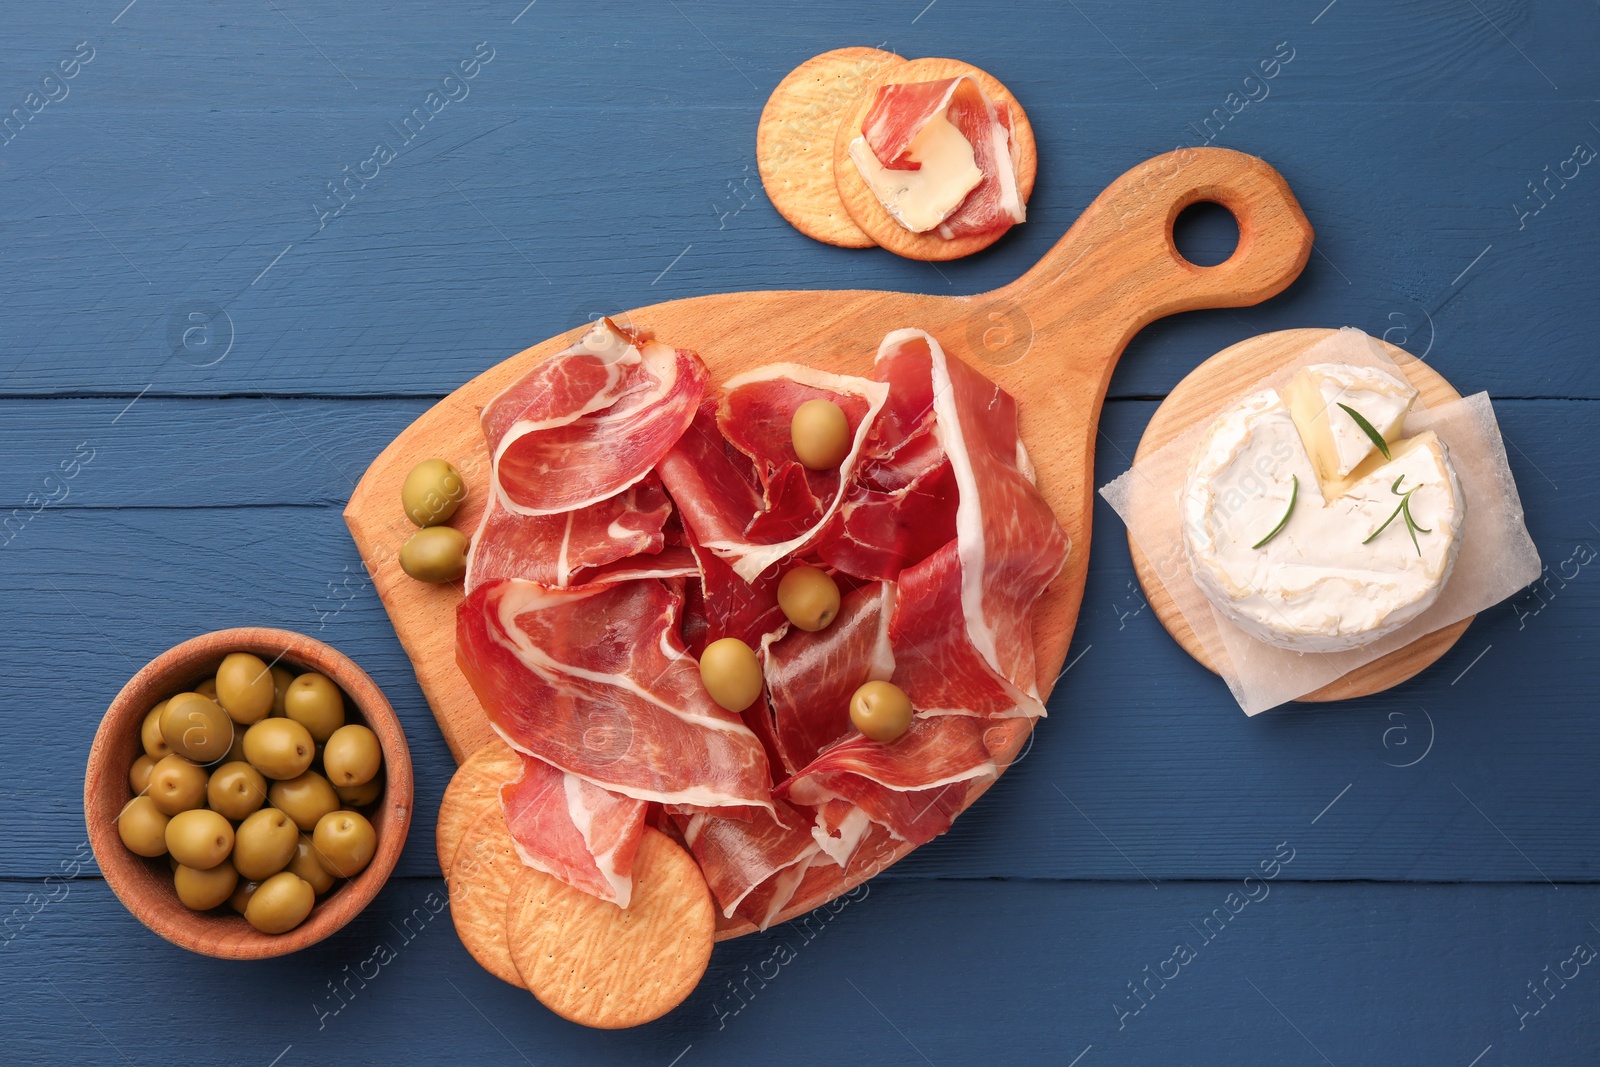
[831,56,1037,260]
[757,47,905,248]
[1128,328,1475,702]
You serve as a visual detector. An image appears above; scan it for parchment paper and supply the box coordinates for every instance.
[1099,328,1542,715]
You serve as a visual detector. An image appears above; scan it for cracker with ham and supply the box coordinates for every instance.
[833,57,1036,260]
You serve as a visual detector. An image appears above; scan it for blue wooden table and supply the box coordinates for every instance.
[4,2,1596,1063]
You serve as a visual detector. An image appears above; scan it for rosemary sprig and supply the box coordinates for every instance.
[1337,403,1392,460]
[1252,475,1297,549]
[1363,474,1431,555]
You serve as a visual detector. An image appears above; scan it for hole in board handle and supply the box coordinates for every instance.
[1172,200,1241,268]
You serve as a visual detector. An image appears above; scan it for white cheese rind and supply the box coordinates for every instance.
[1180,385,1465,652]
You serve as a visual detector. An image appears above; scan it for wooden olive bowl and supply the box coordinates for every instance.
[84,627,413,959]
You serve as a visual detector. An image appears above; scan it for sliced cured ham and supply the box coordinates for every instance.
[767,581,895,773]
[811,799,872,868]
[879,329,1068,715]
[683,527,786,654]
[672,800,817,925]
[457,577,775,812]
[657,399,765,554]
[778,716,996,845]
[486,318,708,515]
[688,364,889,582]
[465,474,685,592]
[499,752,647,907]
[854,76,1025,239]
[815,458,958,581]
[450,320,1068,917]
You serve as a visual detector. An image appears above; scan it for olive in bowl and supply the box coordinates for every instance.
[85,627,412,960]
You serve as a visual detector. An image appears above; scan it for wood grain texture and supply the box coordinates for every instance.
[83,628,413,959]
[344,146,1312,935]
[831,56,1038,260]
[1127,328,1473,701]
[756,47,903,248]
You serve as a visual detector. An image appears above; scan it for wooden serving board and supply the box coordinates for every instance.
[1128,329,1473,701]
[345,146,1314,934]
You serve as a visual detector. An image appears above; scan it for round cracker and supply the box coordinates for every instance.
[832,57,1037,261]
[757,47,906,248]
[505,827,714,1030]
[446,804,526,986]
[436,740,519,879]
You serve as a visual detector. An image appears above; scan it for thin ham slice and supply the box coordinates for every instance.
[457,577,775,812]
[487,318,708,515]
[878,329,1068,716]
[499,753,647,907]
[657,399,765,553]
[811,800,873,867]
[672,801,817,925]
[678,364,888,582]
[465,474,683,592]
[767,581,895,774]
[815,458,958,581]
[859,76,1024,239]
[777,716,996,845]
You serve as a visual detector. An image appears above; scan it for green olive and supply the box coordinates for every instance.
[698,638,763,713]
[194,677,218,700]
[164,808,234,870]
[399,526,468,583]
[160,693,234,765]
[174,860,238,911]
[228,878,261,915]
[223,728,249,764]
[269,666,294,717]
[148,754,209,816]
[312,810,377,878]
[849,680,914,742]
[791,398,851,470]
[128,753,157,795]
[141,702,173,760]
[402,458,467,527]
[283,673,345,742]
[335,779,383,807]
[242,718,316,780]
[206,760,268,821]
[233,807,300,880]
[289,835,337,894]
[245,871,315,934]
[322,724,382,787]
[269,770,341,832]
[777,566,841,631]
[215,652,275,725]
[117,796,170,857]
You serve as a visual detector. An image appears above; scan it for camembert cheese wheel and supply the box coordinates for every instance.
[1180,364,1465,652]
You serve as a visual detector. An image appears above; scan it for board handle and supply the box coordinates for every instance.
[997,147,1313,361]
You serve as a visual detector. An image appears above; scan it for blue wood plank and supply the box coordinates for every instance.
[1,6,1595,399]
[3,877,1598,1066]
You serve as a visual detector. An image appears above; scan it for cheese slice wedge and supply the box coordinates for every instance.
[848,111,984,234]
[1284,363,1418,492]
[1180,374,1465,652]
